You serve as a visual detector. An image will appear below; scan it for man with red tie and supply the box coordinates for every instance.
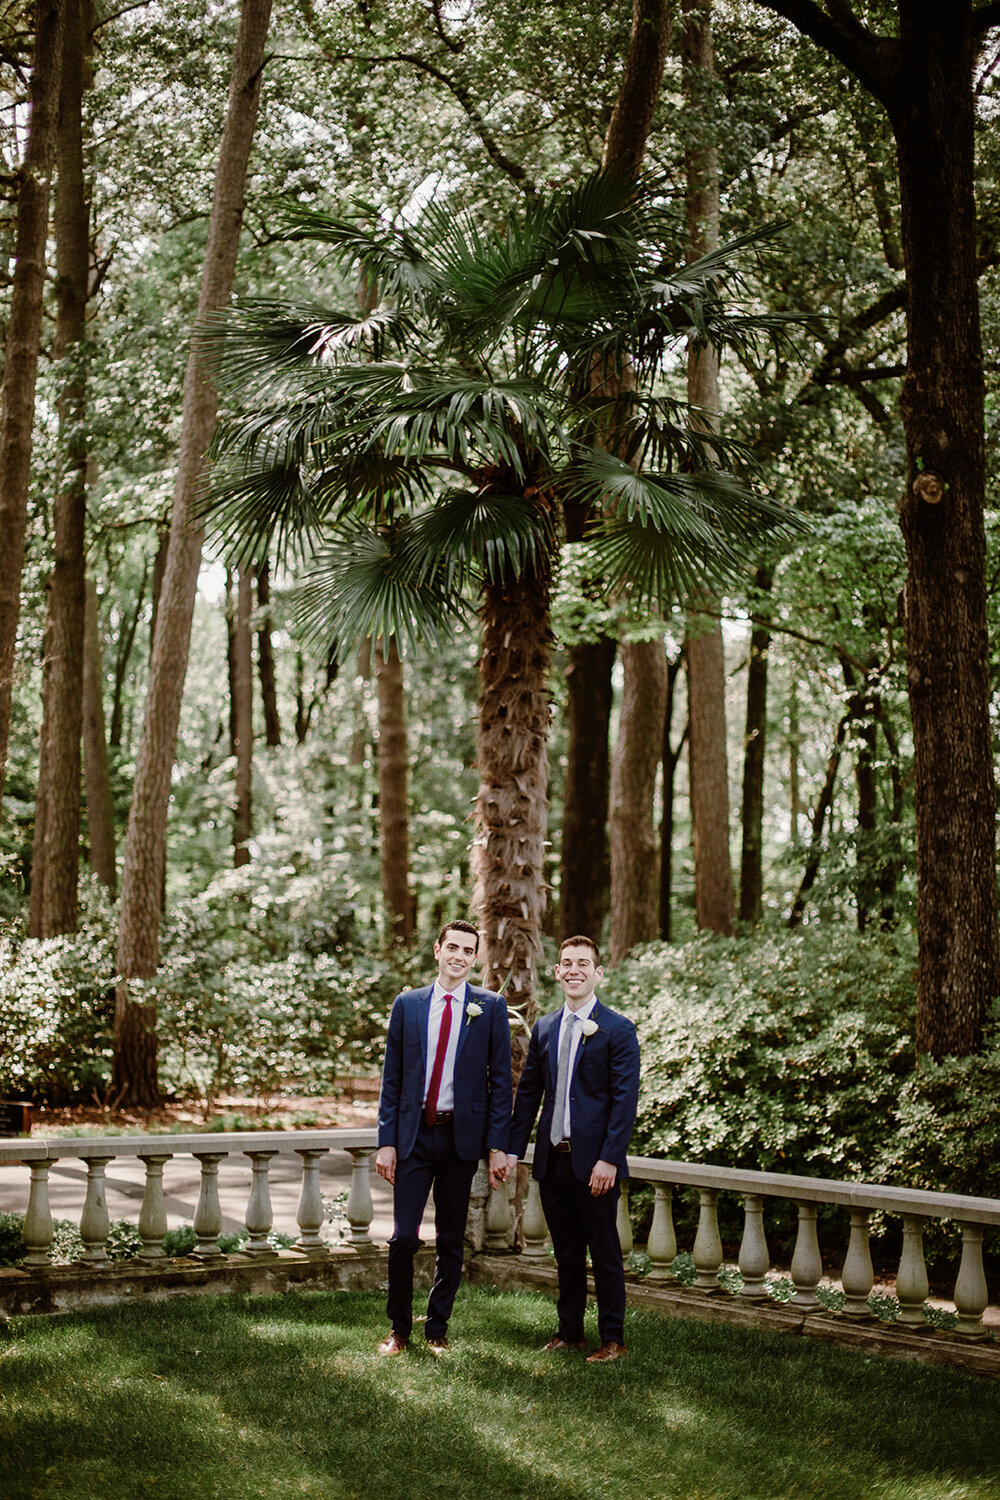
[375,920,512,1354]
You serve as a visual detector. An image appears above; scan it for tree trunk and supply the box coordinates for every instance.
[29,0,90,939]
[601,0,672,963]
[0,0,63,812]
[350,637,372,768]
[473,564,552,1040]
[256,557,281,746]
[560,635,615,939]
[82,576,116,894]
[225,567,239,756]
[610,637,667,961]
[891,8,998,1058]
[114,0,273,1107]
[375,635,413,947]
[683,0,735,938]
[753,0,999,1054]
[788,712,848,928]
[232,567,253,867]
[658,655,685,941]
[738,567,772,925]
[109,558,146,749]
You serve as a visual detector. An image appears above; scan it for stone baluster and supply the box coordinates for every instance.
[192,1152,227,1258]
[486,1178,513,1250]
[78,1156,113,1264]
[953,1222,989,1338]
[738,1193,769,1300]
[896,1215,929,1325]
[244,1150,279,1256]
[617,1184,633,1260]
[520,1178,548,1259]
[645,1183,677,1282]
[137,1153,173,1261]
[294,1148,329,1257]
[790,1202,823,1310]
[346,1148,374,1246]
[840,1209,874,1316]
[23,1159,54,1267]
[693,1188,723,1290]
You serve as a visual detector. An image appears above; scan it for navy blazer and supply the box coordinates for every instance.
[509,998,640,1184]
[377,983,513,1163]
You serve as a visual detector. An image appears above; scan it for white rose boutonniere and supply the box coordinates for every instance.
[465,1001,483,1027]
[580,1018,599,1042]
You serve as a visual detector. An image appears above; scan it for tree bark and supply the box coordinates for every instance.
[610,637,667,961]
[29,0,90,938]
[473,564,552,1039]
[232,567,253,867]
[114,0,273,1107]
[753,0,1000,1057]
[683,0,735,938]
[0,0,63,812]
[658,655,685,941]
[256,557,281,746]
[601,0,672,963]
[738,567,772,925]
[82,576,116,894]
[560,635,615,939]
[375,635,413,947]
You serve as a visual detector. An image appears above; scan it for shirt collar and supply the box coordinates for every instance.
[562,995,597,1024]
[432,979,468,1005]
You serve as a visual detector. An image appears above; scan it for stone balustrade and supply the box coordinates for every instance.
[505,1149,999,1339]
[2,1130,997,1344]
[1,1128,380,1266]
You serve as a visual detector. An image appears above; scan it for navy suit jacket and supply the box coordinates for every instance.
[377,984,512,1163]
[509,998,639,1184]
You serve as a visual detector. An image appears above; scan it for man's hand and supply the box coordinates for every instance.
[589,1159,617,1196]
[376,1146,397,1185]
[488,1148,509,1190]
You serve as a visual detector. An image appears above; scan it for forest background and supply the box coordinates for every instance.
[1,0,1000,1273]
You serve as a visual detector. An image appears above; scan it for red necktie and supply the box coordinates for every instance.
[424,994,454,1126]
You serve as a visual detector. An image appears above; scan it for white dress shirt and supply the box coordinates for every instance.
[423,980,467,1112]
[554,995,597,1141]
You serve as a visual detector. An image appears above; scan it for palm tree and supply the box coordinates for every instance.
[201,170,801,1028]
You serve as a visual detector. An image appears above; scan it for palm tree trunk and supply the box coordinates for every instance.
[375,635,413,946]
[114,0,272,1107]
[610,638,667,961]
[0,0,63,813]
[560,636,615,938]
[474,564,552,1040]
[256,558,281,746]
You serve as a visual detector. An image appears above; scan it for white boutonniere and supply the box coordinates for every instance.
[465,1001,483,1026]
[581,1018,599,1042]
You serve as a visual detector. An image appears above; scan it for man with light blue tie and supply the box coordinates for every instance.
[375,920,512,1355]
[508,935,640,1363]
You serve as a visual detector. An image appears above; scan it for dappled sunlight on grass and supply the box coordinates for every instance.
[0,1285,998,1499]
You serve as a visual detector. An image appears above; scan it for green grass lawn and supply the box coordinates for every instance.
[1,1285,997,1500]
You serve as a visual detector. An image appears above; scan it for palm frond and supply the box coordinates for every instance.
[272,201,444,309]
[405,487,557,590]
[293,516,470,659]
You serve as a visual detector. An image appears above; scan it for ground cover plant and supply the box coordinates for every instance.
[1,1285,998,1500]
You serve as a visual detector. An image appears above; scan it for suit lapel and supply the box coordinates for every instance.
[538,1007,562,1088]
[454,985,475,1062]
[415,986,433,1070]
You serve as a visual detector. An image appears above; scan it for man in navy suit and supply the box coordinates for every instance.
[508,935,640,1363]
[375,919,512,1354]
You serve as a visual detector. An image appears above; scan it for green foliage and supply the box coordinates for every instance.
[609,927,917,1179]
[0,885,117,1102]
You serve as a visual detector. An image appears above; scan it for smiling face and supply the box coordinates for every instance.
[554,943,604,1010]
[434,926,480,990]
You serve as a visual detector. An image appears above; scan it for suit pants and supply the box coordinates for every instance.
[540,1149,626,1345]
[386,1116,479,1340]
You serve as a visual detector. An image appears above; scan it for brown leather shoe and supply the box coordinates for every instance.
[586,1341,627,1363]
[425,1336,450,1353]
[542,1336,587,1351]
[377,1331,409,1356]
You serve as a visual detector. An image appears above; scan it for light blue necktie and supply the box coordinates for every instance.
[550,1013,579,1146]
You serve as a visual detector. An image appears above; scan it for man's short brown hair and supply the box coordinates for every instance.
[558,934,601,965]
[437,918,480,951]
